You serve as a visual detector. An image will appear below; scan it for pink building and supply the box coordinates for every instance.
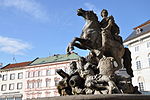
[24,53,79,99]
[0,53,79,100]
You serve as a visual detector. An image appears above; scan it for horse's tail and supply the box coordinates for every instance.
[123,48,134,77]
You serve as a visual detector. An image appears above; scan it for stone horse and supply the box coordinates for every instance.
[100,28,125,70]
[66,8,133,76]
[66,8,102,56]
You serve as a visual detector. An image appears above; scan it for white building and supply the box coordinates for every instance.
[124,20,150,94]
[0,53,79,100]
[0,61,31,100]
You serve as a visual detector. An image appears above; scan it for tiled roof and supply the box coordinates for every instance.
[124,20,150,43]
[1,61,32,69]
[30,53,80,65]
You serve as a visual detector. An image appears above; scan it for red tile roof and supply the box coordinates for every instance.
[133,20,150,30]
[1,61,31,69]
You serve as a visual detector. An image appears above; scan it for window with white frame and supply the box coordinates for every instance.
[38,71,42,77]
[135,46,139,52]
[136,61,141,69]
[9,83,14,90]
[147,42,150,48]
[2,74,7,81]
[55,69,58,75]
[54,77,60,86]
[37,80,42,88]
[10,73,15,80]
[15,97,22,100]
[46,69,51,76]
[138,76,145,91]
[17,82,23,89]
[139,82,144,91]
[18,72,23,79]
[27,81,32,89]
[33,71,36,77]
[27,72,30,78]
[32,81,35,88]
[136,57,141,69]
[1,84,7,91]
[7,97,14,100]
[45,78,51,87]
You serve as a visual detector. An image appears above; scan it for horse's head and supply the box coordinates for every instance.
[77,8,98,21]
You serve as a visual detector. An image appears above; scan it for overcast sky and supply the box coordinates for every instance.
[0,0,150,66]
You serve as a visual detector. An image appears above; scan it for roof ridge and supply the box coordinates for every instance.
[133,20,150,30]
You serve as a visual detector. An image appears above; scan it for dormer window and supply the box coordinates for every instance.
[136,28,143,34]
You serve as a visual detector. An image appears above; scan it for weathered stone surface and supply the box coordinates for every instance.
[57,8,139,95]
[28,94,150,100]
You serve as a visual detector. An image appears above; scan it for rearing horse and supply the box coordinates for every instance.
[66,8,102,56]
[66,8,132,75]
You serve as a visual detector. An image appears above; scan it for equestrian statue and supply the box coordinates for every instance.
[56,8,139,95]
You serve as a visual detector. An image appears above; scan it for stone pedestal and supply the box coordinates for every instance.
[29,94,150,100]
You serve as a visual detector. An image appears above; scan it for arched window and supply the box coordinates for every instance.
[138,76,145,91]
[135,56,141,69]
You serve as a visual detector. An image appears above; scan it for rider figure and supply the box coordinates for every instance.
[99,9,123,44]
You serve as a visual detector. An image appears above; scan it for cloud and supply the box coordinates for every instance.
[84,2,100,14]
[0,0,49,21]
[0,36,31,55]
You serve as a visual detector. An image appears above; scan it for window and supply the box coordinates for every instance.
[54,77,60,86]
[18,72,23,79]
[2,74,7,81]
[147,42,150,48]
[32,81,35,88]
[27,81,32,89]
[138,76,145,91]
[17,83,22,89]
[38,71,42,77]
[45,79,51,87]
[37,80,42,88]
[10,73,15,80]
[9,83,14,90]
[7,98,14,100]
[1,84,7,91]
[33,71,36,77]
[55,69,58,75]
[136,61,141,69]
[135,46,139,52]
[0,98,6,100]
[15,97,22,100]
[46,69,51,76]
[139,82,144,91]
[136,28,142,34]
[33,71,38,77]
[27,72,30,78]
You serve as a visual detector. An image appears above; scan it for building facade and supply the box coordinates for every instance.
[124,20,150,94]
[0,53,79,100]
[0,62,31,100]
[23,53,79,99]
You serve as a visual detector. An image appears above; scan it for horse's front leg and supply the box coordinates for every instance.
[66,37,78,54]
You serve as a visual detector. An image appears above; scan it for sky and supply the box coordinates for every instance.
[0,0,150,66]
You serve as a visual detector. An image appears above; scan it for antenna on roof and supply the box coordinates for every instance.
[12,55,17,63]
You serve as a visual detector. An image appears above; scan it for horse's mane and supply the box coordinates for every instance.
[88,11,98,21]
